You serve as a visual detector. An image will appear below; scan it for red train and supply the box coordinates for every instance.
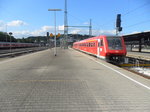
[0,42,39,49]
[73,35,127,63]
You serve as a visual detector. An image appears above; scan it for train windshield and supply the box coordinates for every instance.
[106,37,123,50]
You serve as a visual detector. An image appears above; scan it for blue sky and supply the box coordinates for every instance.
[0,0,150,38]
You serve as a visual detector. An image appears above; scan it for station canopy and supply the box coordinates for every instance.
[123,31,150,42]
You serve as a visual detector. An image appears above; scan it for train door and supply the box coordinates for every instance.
[97,39,100,57]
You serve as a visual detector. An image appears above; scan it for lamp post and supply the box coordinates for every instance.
[9,32,13,54]
[6,24,7,42]
[48,9,61,56]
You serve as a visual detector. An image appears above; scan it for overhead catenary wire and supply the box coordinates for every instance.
[124,19,150,28]
[100,1,150,30]
[65,1,150,36]
[123,1,150,16]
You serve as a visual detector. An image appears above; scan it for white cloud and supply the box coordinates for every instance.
[7,20,27,27]
[70,28,116,36]
[93,29,116,36]
[0,20,4,26]
[13,25,61,38]
[11,24,116,38]
[131,31,140,34]
[58,25,64,31]
[83,22,89,25]
[41,26,54,32]
[70,29,81,34]
[13,30,31,38]
[0,20,5,31]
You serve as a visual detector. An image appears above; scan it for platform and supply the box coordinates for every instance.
[0,48,149,112]
[127,51,150,61]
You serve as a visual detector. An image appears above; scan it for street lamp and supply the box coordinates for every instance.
[48,9,62,56]
[9,32,13,54]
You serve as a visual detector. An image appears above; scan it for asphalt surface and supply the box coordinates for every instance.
[0,48,150,112]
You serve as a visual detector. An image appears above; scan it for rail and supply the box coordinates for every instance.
[0,47,48,58]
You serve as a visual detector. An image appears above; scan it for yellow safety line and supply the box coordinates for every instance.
[8,79,82,83]
[120,64,150,67]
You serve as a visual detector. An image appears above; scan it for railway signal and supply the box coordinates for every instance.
[47,32,49,37]
[116,14,123,35]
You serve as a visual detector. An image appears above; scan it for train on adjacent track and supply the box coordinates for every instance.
[73,35,127,63]
[0,42,39,49]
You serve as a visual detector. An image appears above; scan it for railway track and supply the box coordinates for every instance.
[0,47,48,58]
[119,57,150,79]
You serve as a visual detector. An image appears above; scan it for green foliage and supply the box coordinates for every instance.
[0,31,92,43]
[0,31,17,42]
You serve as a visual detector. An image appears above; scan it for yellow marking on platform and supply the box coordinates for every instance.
[8,80,81,83]
[120,64,150,67]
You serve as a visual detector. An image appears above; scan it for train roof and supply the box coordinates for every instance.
[73,35,121,44]
[74,36,104,44]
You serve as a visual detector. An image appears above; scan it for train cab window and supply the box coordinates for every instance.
[98,42,100,47]
[107,36,122,50]
[100,39,103,46]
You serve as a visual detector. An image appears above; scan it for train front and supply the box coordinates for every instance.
[105,36,126,63]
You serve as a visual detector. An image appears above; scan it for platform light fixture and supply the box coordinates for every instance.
[48,9,62,56]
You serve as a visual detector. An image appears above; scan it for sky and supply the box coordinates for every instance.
[0,0,150,38]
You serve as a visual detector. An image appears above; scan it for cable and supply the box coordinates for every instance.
[67,1,150,35]
[123,1,150,16]
[124,19,150,28]
[68,12,90,25]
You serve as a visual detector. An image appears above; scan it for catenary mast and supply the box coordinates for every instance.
[64,0,68,49]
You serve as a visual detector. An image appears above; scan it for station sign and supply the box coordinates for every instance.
[50,33,53,37]
[57,33,61,38]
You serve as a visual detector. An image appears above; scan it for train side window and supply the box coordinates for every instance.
[93,42,95,47]
[91,43,93,47]
[92,43,94,47]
